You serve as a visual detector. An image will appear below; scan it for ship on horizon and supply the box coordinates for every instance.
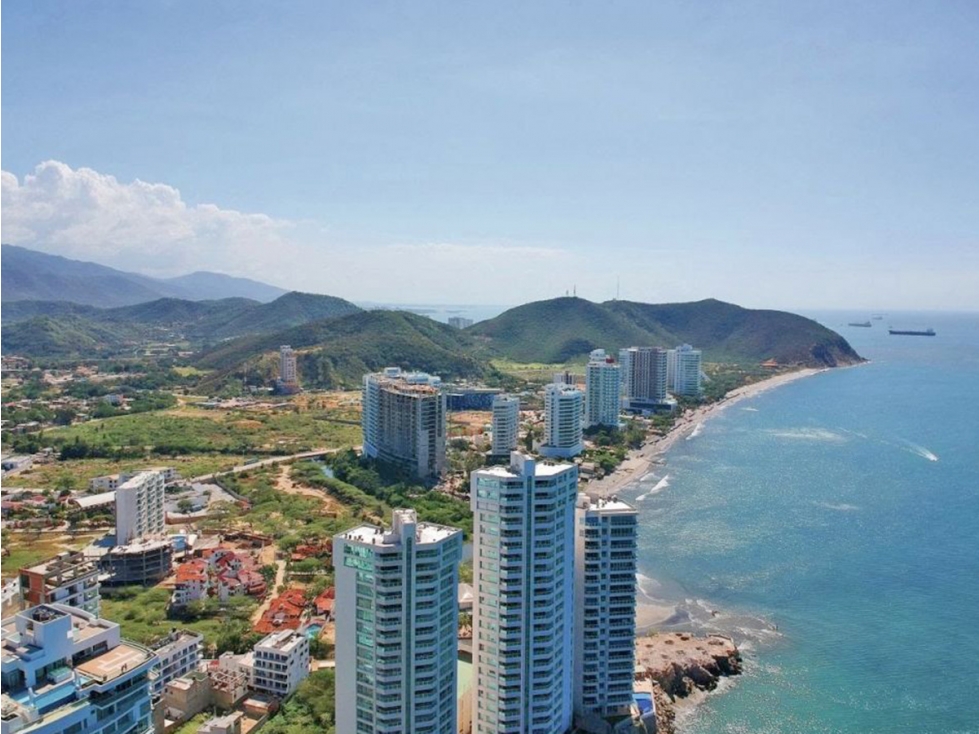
[888,327,936,336]
[848,321,872,327]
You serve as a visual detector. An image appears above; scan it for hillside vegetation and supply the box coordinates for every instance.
[470,297,862,367]
[196,309,492,390]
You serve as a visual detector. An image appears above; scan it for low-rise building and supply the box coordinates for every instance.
[251,629,310,699]
[18,551,101,617]
[151,629,204,697]
[162,671,212,724]
[199,712,245,734]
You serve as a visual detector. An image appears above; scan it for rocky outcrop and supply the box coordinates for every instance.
[635,633,743,734]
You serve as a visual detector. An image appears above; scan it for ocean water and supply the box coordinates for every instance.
[628,312,979,734]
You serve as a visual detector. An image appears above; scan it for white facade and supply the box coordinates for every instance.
[0,604,155,734]
[672,344,703,397]
[151,630,204,697]
[470,454,578,734]
[252,629,310,699]
[362,368,446,479]
[279,345,298,386]
[619,347,669,407]
[333,509,463,734]
[584,350,621,429]
[541,383,584,458]
[19,551,101,617]
[491,394,521,455]
[115,470,166,544]
[574,495,638,723]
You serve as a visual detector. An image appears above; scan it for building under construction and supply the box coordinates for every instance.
[362,368,446,480]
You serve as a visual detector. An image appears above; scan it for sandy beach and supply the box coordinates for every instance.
[584,367,827,498]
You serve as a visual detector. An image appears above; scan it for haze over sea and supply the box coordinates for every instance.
[628,311,979,733]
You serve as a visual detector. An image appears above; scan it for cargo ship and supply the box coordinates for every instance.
[888,328,936,336]
[848,321,872,327]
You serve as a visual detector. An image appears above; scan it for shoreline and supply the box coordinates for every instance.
[584,367,829,498]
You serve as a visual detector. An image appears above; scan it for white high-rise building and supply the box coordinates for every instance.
[470,453,578,734]
[672,344,703,397]
[584,349,621,429]
[252,629,310,699]
[333,509,462,734]
[362,368,447,479]
[115,470,166,544]
[573,495,639,725]
[619,346,669,408]
[491,394,521,455]
[541,383,583,458]
[279,345,298,386]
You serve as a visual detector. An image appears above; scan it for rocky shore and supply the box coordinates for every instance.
[635,632,743,734]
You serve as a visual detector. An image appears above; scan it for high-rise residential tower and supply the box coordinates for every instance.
[333,509,463,734]
[584,349,621,429]
[115,470,166,544]
[619,346,670,409]
[491,394,521,456]
[672,344,703,397]
[470,453,579,734]
[541,383,584,458]
[573,495,639,726]
[279,345,298,386]
[362,368,447,479]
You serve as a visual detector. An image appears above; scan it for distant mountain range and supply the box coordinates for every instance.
[1,292,362,357]
[2,244,288,306]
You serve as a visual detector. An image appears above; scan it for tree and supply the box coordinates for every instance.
[176,498,195,514]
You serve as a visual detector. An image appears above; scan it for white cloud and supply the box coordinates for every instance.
[1,160,300,279]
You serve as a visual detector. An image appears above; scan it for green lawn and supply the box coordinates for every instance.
[1,531,106,578]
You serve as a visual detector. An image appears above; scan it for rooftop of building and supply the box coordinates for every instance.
[256,629,306,654]
[75,642,152,683]
[477,456,575,479]
[20,550,97,580]
[117,470,163,491]
[578,494,638,514]
[339,513,461,548]
[71,491,116,509]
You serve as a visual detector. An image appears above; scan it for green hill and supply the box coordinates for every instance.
[0,315,142,358]
[210,291,362,339]
[470,297,863,367]
[196,310,491,390]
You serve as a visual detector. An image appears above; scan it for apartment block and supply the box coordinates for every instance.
[470,453,579,734]
[19,551,100,616]
[0,604,156,734]
[251,629,310,699]
[333,509,463,734]
[584,349,621,429]
[619,347,671,411]
[541,383,584,458]
[362,368,446,479]
[151,630,204,697]
[574,495,639,727]
[115,470,166,544]
[671,344,703,398]
[491,394,521,456]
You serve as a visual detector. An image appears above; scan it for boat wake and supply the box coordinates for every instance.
[686,423,704,440]
[741,406,759,412]
[902,441,939,462]
[813,501,860,512]
[768,427,847,442]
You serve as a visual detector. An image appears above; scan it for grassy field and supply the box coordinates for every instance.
[1,531,106,578]
[490,358,579,383]
[43,406,360,454]
[12,455,237,491]
[99,585,258,648]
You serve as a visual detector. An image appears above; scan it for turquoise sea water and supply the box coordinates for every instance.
[629,312,979,734]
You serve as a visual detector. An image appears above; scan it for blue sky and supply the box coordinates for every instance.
[3,1,977,310]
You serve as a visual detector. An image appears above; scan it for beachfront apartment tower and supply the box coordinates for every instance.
[573,495,639,727]
[333,509,463,734]
[18,551,101,617]
[115,470,166,544]
[541,383,584,458]
[619,347,670,407]
[672,344,704,398]
[279,345,298,386]
[0,604,156,734]
[470,453,579,734]
[584,350,621,429]
[491,394,521,456]
[362,368,447,479]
